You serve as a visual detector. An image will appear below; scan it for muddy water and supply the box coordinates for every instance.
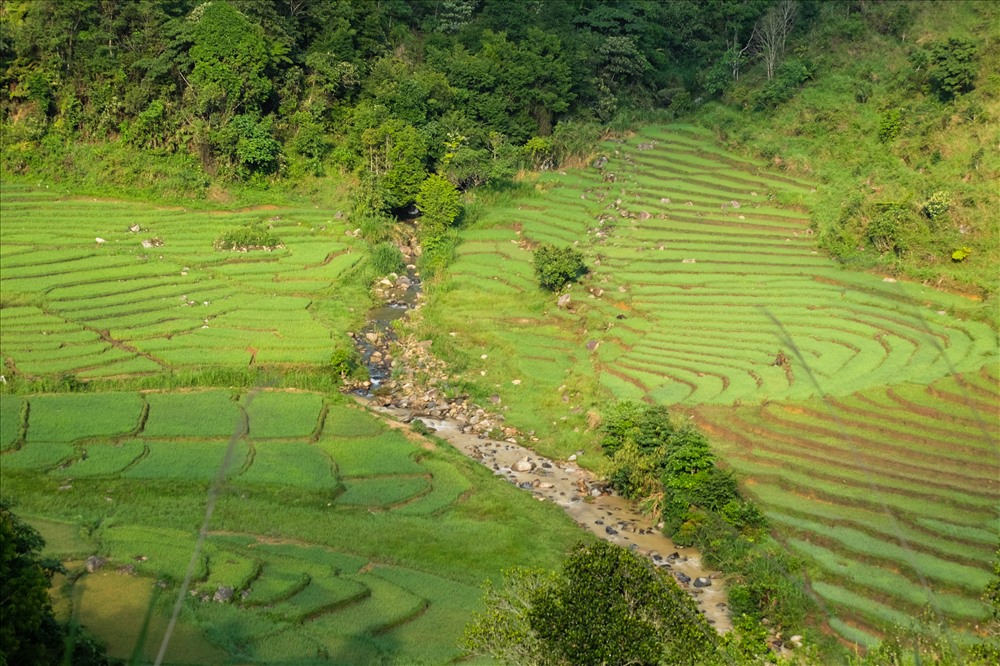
[368,405,733,632]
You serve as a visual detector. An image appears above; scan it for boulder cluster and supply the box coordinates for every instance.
[351,330,524,442]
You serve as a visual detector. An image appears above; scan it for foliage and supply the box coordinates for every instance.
[329,347,361,379]
[416,173,462,238]
[369,242,405,276]
[596,401,800,630]
[753,59,811,110]
[866,204,914,256]
[214,222,283,251]
[1,502,113,666]
[533,244,586,291]
[987,543,1000,621]
[600,401,672,453]
[0,501,63,666]
[466,541,718,666]
[188,1,272,121]
[878,108,903,144]
[463,568,556,666]
[922,190,951,221]
[929,38,978,102]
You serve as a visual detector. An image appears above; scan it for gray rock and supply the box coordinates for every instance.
[512,459,535,472]
[85,556,107,573]
[557,293,571,308]
[693,577,712,588]
[214,586,234,603]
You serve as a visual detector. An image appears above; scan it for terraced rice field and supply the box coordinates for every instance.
[0,390,581,663]
[420,124,1000,644]
[0,187,365,379]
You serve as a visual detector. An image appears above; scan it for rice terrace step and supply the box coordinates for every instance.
[415,124,999,646]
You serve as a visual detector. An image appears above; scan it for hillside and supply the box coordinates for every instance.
[2,1,999,664]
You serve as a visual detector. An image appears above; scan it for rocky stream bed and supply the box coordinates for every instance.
[347,236,734,633]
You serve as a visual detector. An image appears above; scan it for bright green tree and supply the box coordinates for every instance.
[533,244,586,291]
[361,119,429,210]
[416,173,461,236]
[188,1,272,121]
[530,541,718,666]
[465,541,719,666]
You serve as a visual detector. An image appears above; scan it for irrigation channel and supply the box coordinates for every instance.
[352,235,733,633]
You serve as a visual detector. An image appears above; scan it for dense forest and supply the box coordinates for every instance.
[2,0,997,303]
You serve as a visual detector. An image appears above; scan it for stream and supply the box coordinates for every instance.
[351,240,733,633]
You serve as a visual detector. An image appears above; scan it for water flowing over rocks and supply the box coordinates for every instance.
[349,232,732,633]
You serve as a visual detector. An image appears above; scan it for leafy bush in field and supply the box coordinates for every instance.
[465,541,718,666]
[752,59,811,110]
[922,190,951,221]
[329,346,362,379]
[370,242,405,276]
[416,174,462,235]
[865,204,915,256]
[214,222,283,251]
[877,108,903,143]
[532,244,586,291]
[929,38,978,101]
[599,400,672,456]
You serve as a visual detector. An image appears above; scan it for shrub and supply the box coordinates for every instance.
[600,400,673,455]
[929,38,977,101]
[951,246,971,262]
[329,347,361,378]
[215,222,282,251]
[752,60,812,110]
[922,190,951,221]
[877,108,903,143]
[416,173,462,237]
[865,204,910,255]
[370,242,405,276]
[468,541,719,666]
[532,244,586,291]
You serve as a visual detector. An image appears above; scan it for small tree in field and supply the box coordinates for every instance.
[416,173,461,237]
[465,541,718,666]
[533,244,586,291]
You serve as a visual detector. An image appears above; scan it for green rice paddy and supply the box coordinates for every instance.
[2,391,583,664]
[0,189,366,379]
[3,125,997,656]
[414,124,1000,646]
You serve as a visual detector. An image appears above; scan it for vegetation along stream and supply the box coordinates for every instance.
[352,235,734,632]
